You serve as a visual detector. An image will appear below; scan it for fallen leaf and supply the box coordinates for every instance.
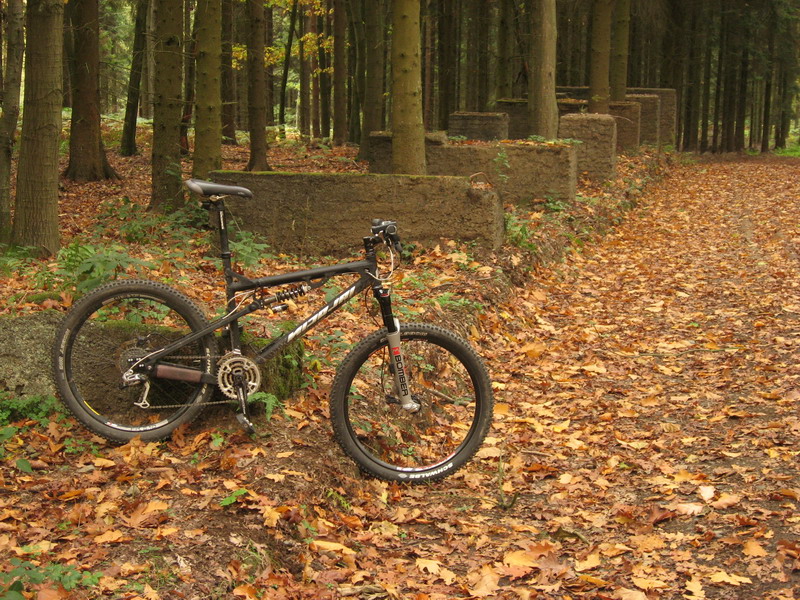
[574,552,601,572]
[709,571,752,585]
[673,502,704,516]
[416,558,440,574]
[312,540,356,555]
[710,493,741,509]
[503,550,540,568]
[742,539,767,557]
[698,485,716,502]
[94,530,124,544]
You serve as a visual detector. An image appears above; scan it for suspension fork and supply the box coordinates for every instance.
[373,282,420,412]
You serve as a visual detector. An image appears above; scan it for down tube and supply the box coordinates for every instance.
[255,278,370,363]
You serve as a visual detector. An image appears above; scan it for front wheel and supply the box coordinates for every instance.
[330,324,493,482]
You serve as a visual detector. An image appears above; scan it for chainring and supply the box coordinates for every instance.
[217,353,262,399]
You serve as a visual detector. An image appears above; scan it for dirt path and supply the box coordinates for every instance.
[378,156,800,599]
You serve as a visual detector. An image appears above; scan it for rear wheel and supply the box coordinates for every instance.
[330,324,493,482]
[52,280,217,442]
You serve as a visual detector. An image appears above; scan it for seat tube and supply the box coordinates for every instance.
[373,283,419,412]
[216,201,242,351]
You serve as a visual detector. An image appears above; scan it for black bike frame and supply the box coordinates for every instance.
[135,200,401,377]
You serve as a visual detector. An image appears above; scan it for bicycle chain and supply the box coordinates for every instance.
[134,353,237,409]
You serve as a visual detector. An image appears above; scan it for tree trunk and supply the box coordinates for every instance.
[528,0,558,139]
[682,4,700,151]
[588,0,613,113]
[720,5,738,153]
[422,0,434,129]
[63,1,75,108]
[610,0,630,101]
[0,0,23,245]
[120,0,149,156]
[12,0,64,255]
[359,0,385,160]
[265,5,275,127]
[318,11,331,138]
[64,0,118,181]
[150,0,185,210]
[193,0,222,178]
[465,1,480,111]
[760,7,775,153]
[140,0,155,119]
[278,0,298,130]
[734,40,748,152]
[332,0,347,145]
[347,0,364,143]
[699,1,714,152]
[221,0,237,144]
[495,0,514,100]
[246,0,270,170]
[391,0,426,174]
[298,13,310,136]
[437,0,456,130]
[711,0,724,152]
[179,3,196,155]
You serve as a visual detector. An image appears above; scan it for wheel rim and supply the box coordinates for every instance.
[65,294,211,434]
[344,337,481,474]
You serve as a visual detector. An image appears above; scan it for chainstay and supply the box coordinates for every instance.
[137,353,231,409]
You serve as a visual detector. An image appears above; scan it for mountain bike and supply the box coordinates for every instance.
[52,179,494,482]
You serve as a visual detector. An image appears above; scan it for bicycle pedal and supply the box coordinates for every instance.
[236,413,256,434]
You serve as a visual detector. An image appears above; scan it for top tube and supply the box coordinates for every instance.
[229,259,375,293]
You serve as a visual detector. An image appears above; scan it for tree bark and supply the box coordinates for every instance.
[495,0,514,100]
[332,0,347,145]
[221,0,237,143]
[318,11,331,138]
[391,0,426,174]
[64,0,118,181]
[436,0,456,130]
[120,0,149,156]
[359,0,385,160]
[179,2,196,155]
[310,11,321,138]
[298,12,310,136]
[760,6,775,153]
[610,0,630,101]
[150,0,185,210]
[588,0,613,113]
[0,0,24,245]
[347,0,364,143]
[528,0,558,139]
[12,0,63,255]
[279,0,298,130]
[193,0,222,178]
[246,0,270,170]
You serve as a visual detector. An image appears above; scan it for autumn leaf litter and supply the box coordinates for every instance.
[1,142,800,599]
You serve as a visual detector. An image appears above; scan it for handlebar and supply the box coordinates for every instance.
[371,219,402,254]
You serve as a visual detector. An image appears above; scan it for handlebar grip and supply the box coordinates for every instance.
[371,220,402,253]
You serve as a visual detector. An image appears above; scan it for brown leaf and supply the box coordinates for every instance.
[742,539,767,557]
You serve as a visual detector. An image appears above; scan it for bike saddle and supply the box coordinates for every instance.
[185,179,253,198]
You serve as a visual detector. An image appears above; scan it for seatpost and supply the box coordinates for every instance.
[214,199,242,351]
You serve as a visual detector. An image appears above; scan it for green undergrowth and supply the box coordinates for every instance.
[774,143,800,158]
[1,197,218,300]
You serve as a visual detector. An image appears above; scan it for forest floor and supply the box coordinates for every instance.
[2,139,800,600]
